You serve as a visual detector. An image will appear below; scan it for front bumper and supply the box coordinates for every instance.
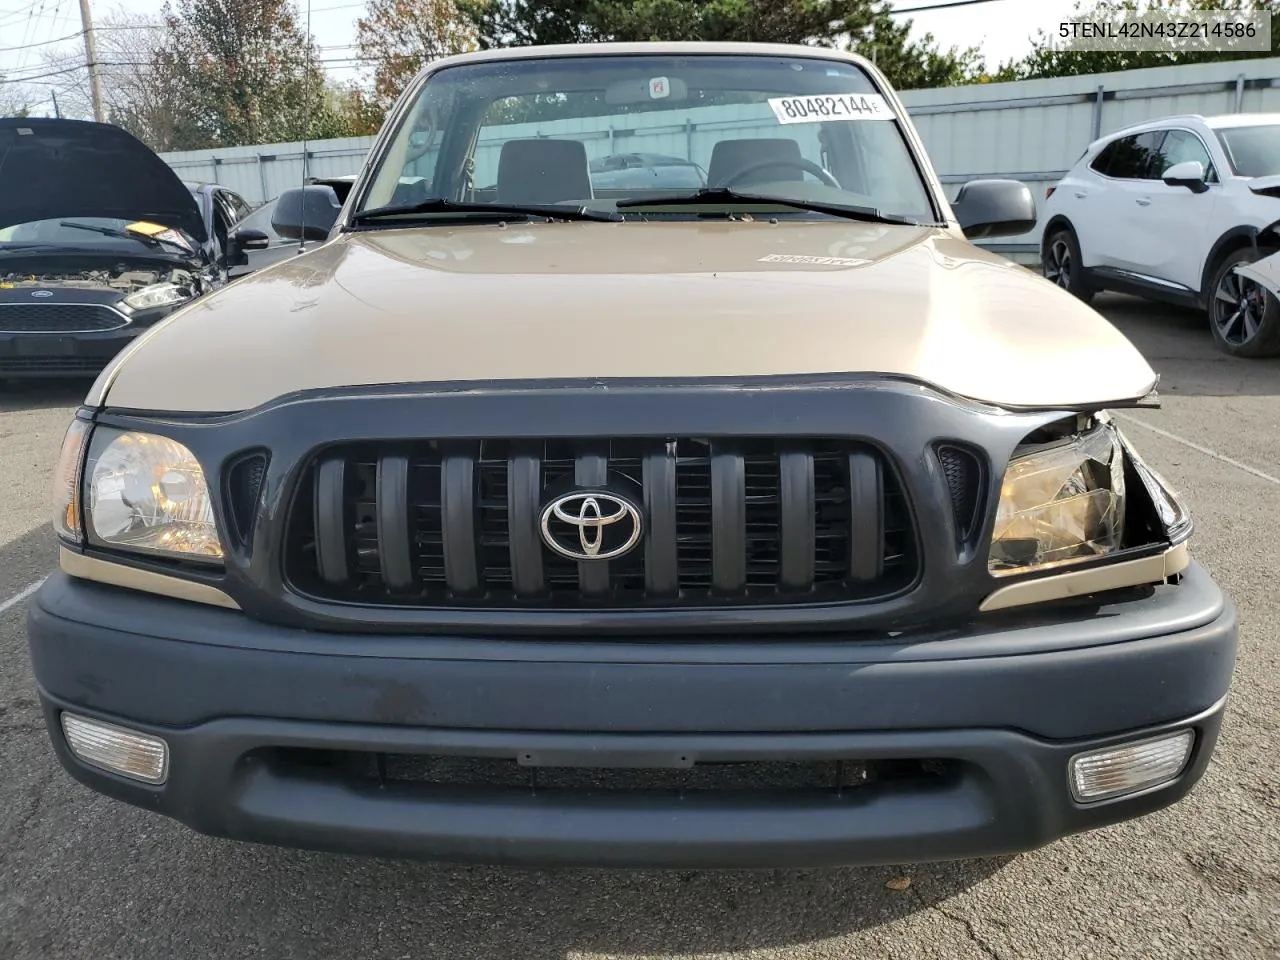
[0,327,141,377]
[28,564,1238,868]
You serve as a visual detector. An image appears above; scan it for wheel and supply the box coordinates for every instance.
[1042,226,1094,304]
[1207,247,1280,358]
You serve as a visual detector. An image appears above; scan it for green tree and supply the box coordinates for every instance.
[308,81,387,138]
[994,0,1280,81]
[356,0,477,112]
[456,0,984,89]
[155,0,332,148]
[845,2,984,89]
[457,0,595,47]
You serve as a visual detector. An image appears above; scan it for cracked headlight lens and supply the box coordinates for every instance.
[1119,430,1193,544]
[989,424,1125,576]
[85,428,222,562]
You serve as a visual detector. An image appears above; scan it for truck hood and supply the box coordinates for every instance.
[92,220,1157,413]
[0,117,206,244]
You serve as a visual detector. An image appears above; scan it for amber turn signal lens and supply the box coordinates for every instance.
[52,418,91,543]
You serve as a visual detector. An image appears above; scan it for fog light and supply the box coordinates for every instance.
[61,713,168,784]
[1069,730,1194,803]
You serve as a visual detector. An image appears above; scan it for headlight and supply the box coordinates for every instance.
[121,282,192,312]
[84,428,222,562]
[989,423,1125,576]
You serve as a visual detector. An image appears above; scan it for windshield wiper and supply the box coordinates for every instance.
[615,188,927,226]
[59,221,193,253]
[352,198,622,224]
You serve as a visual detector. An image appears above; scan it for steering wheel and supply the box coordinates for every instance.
[722,157,841,189]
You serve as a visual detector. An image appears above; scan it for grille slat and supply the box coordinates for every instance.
[375,456,413,591]
[441,452,481,595]
[778,449,815,591]
[507,449,545,597]
[284,438,922,609]
[313,458,349,584]
[710,444,747,593]
[642,446,679,596]
[846,451,885,582]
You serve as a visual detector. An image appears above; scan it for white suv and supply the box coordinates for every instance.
[1041,113,1280,357]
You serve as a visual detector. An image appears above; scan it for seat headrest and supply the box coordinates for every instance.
[496,139,593,204]
[707,138,804,187]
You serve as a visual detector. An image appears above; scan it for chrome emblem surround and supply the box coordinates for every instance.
[539,491,644,562]
[30,290,54,298]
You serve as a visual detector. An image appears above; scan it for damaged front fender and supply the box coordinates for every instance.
[1234,218,1280,297]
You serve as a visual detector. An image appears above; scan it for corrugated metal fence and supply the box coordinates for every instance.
[159,55,1280,255]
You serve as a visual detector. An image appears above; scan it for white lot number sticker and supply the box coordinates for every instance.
[768,94,895,124]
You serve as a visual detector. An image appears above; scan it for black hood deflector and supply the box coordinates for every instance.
[0,117,206,243]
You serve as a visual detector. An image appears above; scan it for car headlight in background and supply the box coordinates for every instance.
[989,423,1125,576]
[82,428,222,562]
[120,282,193,313]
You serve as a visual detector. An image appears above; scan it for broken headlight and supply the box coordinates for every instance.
[121,282,194,313]
[1118,429,1193,545]
[989,422,1125,576]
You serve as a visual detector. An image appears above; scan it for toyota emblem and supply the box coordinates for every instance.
[539,491,643,561]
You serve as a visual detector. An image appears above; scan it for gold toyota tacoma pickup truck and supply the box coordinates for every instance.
[29,42,1237,868]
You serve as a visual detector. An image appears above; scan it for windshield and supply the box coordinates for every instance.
[1215,124,1280,178]
[358,53,937,223]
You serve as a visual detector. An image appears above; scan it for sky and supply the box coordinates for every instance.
[0,0,1085,111]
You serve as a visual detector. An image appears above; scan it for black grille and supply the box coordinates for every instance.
[260,747,956,797]
[0,303,127,332]
[283,438,918,609]
[937,444,985,544]
[224,452,269,548]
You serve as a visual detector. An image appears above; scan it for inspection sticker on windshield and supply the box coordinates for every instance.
[768,94,895,124]
[125,221,170,237]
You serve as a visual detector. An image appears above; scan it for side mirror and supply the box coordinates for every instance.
[222,228,269,268]
[235,227,271,250]
[271,185,341,242]
[1162,160,1209,194]
[952,179,1037,240]
[230,227,270,252]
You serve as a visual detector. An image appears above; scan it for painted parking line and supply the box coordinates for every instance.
[1115,413,1280,486]
[0,577,47,618]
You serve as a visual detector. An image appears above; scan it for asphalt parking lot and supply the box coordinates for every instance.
[0,293,1277,960]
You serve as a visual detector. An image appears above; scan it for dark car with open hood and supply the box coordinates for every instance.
[0,118,227,379]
